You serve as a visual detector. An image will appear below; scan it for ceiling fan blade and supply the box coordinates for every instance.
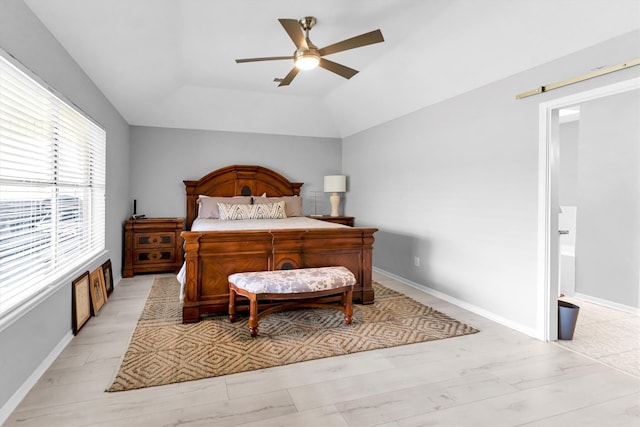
[318,29,384,56]
[236,56,293,63]
[278,19,308,49]
[278,67,300,87]
[318,58,359,79]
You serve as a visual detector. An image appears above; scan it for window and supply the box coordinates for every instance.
[0,53,106,320]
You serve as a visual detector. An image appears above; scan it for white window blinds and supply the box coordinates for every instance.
[0,53,106,319]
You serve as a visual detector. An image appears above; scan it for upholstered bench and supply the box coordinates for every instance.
[228,266,356,337]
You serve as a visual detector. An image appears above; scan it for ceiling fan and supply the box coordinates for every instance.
[235,17,384,87]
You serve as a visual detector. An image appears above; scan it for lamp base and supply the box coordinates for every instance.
[329,193,340,217]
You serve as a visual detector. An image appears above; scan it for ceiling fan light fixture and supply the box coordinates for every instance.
[294,49,320,70]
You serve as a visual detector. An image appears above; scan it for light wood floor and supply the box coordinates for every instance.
[3,272,639,427]
[557,295,639,379]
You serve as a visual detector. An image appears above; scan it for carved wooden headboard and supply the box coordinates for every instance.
[184,165,303,229]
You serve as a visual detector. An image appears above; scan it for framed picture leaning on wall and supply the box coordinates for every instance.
[89,266,108,314]
[72,271,92,335]
[102,259,114,297]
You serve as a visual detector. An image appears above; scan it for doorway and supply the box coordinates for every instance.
[537,77,640,341]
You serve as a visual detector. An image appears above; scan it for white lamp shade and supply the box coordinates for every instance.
[324,175,346,193]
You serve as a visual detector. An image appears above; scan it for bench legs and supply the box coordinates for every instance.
[248,297,259,337]
[228,284,354,338]
[228,286,259,337]
[228,287,236,321]
[343,288,353,325]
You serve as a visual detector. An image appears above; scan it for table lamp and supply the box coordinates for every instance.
[323,175,346,217]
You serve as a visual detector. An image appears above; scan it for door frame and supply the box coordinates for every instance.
[536,77,640,341]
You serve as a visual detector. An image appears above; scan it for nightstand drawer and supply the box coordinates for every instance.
[134,232,175,248]
[134,248,176,264]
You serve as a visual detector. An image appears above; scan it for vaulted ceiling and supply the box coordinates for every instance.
[24,0,640,138]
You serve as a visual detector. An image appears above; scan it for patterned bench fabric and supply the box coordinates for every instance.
[229,266,356,294]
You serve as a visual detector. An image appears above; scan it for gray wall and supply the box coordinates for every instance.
[129,126,343,218]
[343,30,640,333]
[0,0,130,414]
[575,90,640,307]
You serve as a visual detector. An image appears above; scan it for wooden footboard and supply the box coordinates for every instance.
[181,227,377,323]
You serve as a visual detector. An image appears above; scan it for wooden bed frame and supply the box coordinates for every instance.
[180,165,377,323]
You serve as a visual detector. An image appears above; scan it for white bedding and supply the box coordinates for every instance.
[190,216,346,231]
[176,216,346,294]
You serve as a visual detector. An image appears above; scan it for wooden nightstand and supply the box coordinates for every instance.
[123,218,184,278]
[309,215,355,227]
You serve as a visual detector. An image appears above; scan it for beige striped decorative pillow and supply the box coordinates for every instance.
[252,195,303,217]
[217,201,287,220]
[197,195,251,218]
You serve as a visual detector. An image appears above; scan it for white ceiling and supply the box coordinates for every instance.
[24,0,640,138]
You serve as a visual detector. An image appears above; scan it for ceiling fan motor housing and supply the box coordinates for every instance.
[299,16,316,31]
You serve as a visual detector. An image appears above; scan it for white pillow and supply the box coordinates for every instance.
[218,201,287,220]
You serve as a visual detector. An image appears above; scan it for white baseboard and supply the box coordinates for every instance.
[0,331,73,426]
[373,267,541,339]
[573,292,640,316]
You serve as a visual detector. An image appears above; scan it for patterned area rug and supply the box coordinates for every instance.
[107,276,479,391]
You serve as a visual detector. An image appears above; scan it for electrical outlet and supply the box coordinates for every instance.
[414,256,420,267]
